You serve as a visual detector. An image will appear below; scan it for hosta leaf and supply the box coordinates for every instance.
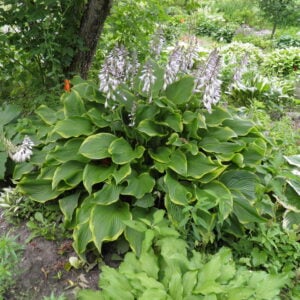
[284,154,300,168]
[205,126,237,141]
[18,176,62,202]
[168,272,183,300]
[283,210,300,230]
[90,202,131,252]
[137,119,168,137]
[149,147,171,163]
[52,161,84,189]
[186,152,218,179]
[0,152,7,180]
[113,164,131,184]
[199,138,245,154]
[79,133,117,159]
[165,76,195,105]
[220,170,259,200]
[83,164,115,194]
[86,108,109,128]
[73,220,93,256]
[134,194,155,208]
[164,173,193,205]
[287,179,300,196]
[0,103,21,127]
[204,107,232,127]
[93,183,121,205]
[122,173,155,199]
[168,149,187,176]
[109,138,145,164]
[63,89,86,117]
[59,193,80,222]
[198,166,228,184]
[47,138,89,163]
[160,111,183,132]
[242,138,267,165]
[35,105,57,125]
[233,193,266,223]
[223,118,255,136]
[164,195,186,225]
[54,117,94,138]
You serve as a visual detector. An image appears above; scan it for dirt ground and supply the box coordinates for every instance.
[0,214,100,300]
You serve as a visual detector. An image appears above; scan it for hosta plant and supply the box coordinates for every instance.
[14,44,300,258]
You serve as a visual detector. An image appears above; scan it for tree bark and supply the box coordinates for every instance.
[68,0,113,79]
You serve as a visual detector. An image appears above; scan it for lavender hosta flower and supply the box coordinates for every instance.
[181,36,200,72]
[126,51,140,88]
[230,53,249,89]
[150,27,165,59]
[0,135,34,163]
[194,49,222,113]
[98,44,129,104]
[163,44,185,89]
[139,60,156,102]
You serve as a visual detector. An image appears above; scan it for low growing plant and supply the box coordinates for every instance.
[0,234,23,298]
[77,211,290,300]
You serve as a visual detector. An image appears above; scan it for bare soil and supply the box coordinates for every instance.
[0,215,100,300]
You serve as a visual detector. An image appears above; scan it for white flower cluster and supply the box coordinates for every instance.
[98,45,129,105]
[150,27,165,59]
[1,134,34,163]
[139,60,156,102]
[230,53,249,90]
[194,49,222,113]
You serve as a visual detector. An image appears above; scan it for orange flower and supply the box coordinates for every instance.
[180,18,185,23]
[64,79,71,92]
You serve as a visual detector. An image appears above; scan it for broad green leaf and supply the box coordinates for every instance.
[137,119,168,137]
[182,271,198,296]
[220,170,259,200]
[83,164,114,194]
[160,111,183,132]
[168,149,187,176]
[18,176,62,202]
[199,138,245,154]
[77,290,104,300]
[135,104,160,125]
[35,105,57,125]
[186,152,218,179]
[0,152,7,180]
[287,179,300,196]
[164,195,186,226]
[149,147,171,163]
[165,76,195,105]
[283,210,300,230]
[205,126,237,141]
[54,117,94,138]
[79,133,117,159]
[164,173,193,205]
[204,107,232,127]
[284,154,300,167]
[223,118,255,136]
[59,193,80,222]
[109,138,145,164]
[168,272,183,300]
[73,220,93,256]
[93,183,121,205]
[47,138,88,163]
[0,103,21,127]
[113,164,131,184]
[13,161,35,180]
[86,108,109,128]
[63,90,86,117]
[90,202,131,252]
[122,173,155,199]
[52,161,84,189]
[242,138,267,165]
[198,166,228,184]
[233,193,266,223]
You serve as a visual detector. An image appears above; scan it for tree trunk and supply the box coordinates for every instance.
[271,21,277,39]
[68,0,113,79]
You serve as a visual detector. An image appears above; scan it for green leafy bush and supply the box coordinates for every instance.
[276,35,300,48]
[262,47,300,77]
[78,214,289,300]
[0,234,23,298]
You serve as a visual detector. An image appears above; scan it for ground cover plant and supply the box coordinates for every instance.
[0,0,300,298]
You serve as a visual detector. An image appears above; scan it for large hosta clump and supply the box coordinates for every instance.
[15,47,300,258]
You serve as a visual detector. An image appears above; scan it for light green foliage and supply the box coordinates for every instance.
[77,218,289,300]
[262,47,300,77]
[229,223,300,298]
[0,234,23,298]
[43,292,67,300]
[14,70,300,257]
